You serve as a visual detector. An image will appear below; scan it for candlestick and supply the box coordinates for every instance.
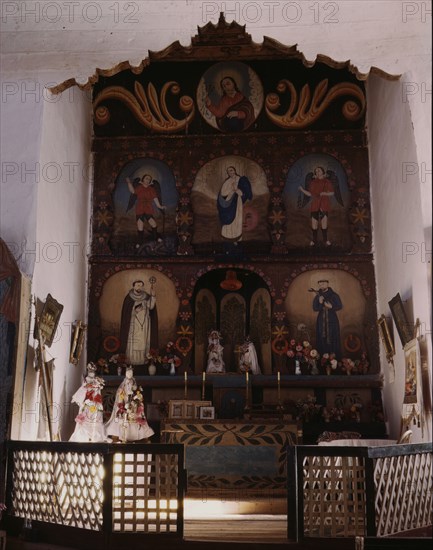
[277,371,281,403]
[201,371,206,400]
[184,371,188,399]
[245,371,249,408]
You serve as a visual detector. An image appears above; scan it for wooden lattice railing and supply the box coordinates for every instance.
[290,443,432,540]
[6,441,186,539]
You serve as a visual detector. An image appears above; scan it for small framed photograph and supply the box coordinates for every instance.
[184,401,195,419]
[169,400,184,419]
[35,293,64,347]
[388,293,413,348]
[194,400,212,419]
[69,320,87,365]
[377,314,395,363]
[199,406,215,420]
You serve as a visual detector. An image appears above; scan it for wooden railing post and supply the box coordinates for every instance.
[102,448,113,545]
[364,454,377,537]
[287,444,299,541]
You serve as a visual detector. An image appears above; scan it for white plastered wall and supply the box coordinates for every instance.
[1,1,431,441]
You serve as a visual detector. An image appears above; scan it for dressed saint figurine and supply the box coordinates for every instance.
[105,365,154,442]
[69,362,106,442]
[239,336,261,375]
[206,329,225,374]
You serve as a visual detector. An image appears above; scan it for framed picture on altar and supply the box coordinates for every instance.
[194,400,212,419]
[169,400,184,419]
[184,401,196,419]
[199,406,215,420]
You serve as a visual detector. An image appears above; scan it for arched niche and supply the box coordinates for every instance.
[193,268,271,373]
[98,268,179,364]
[285,269,368,362]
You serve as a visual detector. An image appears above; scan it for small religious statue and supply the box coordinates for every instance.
[239,336,261,375]
[162,341,182,375]
[105,365,154,442]
[69,362,106,442]
[206,329,225,374]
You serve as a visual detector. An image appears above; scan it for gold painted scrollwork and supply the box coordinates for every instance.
[93,81,195,132]
[265,79,365,129]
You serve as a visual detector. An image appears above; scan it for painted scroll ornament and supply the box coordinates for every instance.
[265,79,365,129]
[93,81,195,132]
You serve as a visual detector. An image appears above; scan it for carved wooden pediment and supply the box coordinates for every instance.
[50,13,398,94]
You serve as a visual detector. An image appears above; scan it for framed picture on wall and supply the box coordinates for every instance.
[377,314,395,363]
[35,293,64,348]
[388,293,413,347]
[69,320,87,365]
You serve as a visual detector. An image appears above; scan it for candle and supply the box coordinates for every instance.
[184,371,188,399]
[201,371,206,400]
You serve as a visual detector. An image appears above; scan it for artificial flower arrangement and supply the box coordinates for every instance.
[286,340,320,374]
[96,353,128,375]
[341,352,369,375]
[146,348,162,366]
[161,341,182,374]
[289,395,323,423]
[320,353,339,375]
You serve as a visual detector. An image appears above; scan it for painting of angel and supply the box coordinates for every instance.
[197,61,263,132]
[297,166,344,247]
[111,158,178,255]
[283,153,350,250]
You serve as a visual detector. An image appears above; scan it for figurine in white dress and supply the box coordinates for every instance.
[105,366,154,442]
[69,363,106,442]
[206,330,225,374]
[239,336,261,375]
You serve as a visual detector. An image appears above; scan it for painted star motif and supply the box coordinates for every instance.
[178,325,193,336]
[272,325,288,338]
[270,210,284,224]
[177,211,193,225]
[94,210,113,226]
[351,208,369,224]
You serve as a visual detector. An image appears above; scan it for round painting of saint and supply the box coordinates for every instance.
[197,61,263,132]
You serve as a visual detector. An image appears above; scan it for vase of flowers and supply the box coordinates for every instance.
[286,339,315,375]
[146,348,161,375]
[162,341,181,376]
[320,353,338,375]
